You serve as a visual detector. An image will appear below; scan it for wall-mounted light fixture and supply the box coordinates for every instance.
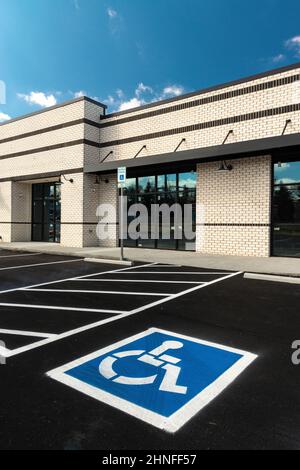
[217,160,233,172]
[61,174,74,184]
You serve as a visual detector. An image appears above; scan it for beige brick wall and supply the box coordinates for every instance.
[99,67,300,162]
[0,100,86,140]
[104,69,299,123]
[60,172,84,247]
[0,98,105,246]
[11,182,31,242]
[0,145,84,180]
[82,173,100,247]
[196,155,272,256]
[95,174,118,248]
[0,181,12,242]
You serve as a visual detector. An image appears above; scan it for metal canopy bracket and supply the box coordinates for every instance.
[84,133,300,175]
[100,150,114,163]
[174,138,186,152]
[222,130,234,145]
[134,145,147,159]
[282,119,292,136]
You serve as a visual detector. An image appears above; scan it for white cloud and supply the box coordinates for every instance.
[107,7,124,36]
[104,82,185,112]
[107,7,117,18]
[285,36,300,57]
[135,82,153,97]
[103,95,115,106]
[116,89,124,98]
[118,97,144,111]
[17,91,57,108]
[272,54,285,63]
[162,85,184,97]
[74,90,86,98]
[0,112,11,122]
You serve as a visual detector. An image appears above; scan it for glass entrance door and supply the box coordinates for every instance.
[123,170,196,251]
[272,160,300,257]
[32,183,61,242]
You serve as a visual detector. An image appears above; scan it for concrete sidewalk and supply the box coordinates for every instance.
[0,241,299,276]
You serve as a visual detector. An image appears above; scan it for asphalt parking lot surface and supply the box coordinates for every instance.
[0,248,299,450]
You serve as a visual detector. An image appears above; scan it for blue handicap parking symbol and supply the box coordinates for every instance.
[47,328,257,432]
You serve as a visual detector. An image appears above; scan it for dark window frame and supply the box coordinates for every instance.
[122,169,196,251]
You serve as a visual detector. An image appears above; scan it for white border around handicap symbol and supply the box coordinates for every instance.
[46,328,258,433]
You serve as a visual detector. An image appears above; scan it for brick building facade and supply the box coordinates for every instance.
[1,62,300,257]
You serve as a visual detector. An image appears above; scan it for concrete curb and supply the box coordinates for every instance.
[84,257,133,266]
[244,272,300,284]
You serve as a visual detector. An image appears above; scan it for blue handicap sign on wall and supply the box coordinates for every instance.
[47,328,257,432]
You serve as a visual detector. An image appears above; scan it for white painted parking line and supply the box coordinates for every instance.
[0,328,57,338]
[0,258,82,272]
[0,303,126,314]
[69,263,158,280]
[0,252,42,259]
[74,279,205,284]
[115,271,231,275]
[0,344,10,357]
[0,262,157,294]
[22,288,171,297]
[133,264,183,268]
[4,271,242,358]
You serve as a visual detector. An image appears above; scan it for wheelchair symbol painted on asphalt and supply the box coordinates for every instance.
[99,340,187,394]
[47,328,257,433]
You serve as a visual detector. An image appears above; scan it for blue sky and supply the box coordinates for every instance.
[1,0,300,121]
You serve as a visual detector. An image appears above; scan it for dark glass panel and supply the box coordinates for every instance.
[157,175,166,192]
[274,161,300,185]
[32,182,61,243]
[138,176,155,193]
[273,224,300,257]
[32,184,44,199]
[124,178,136,196]
[166,174,177,191]
[273,185,300,223]
[178,172,196,190]
[32,224,42,242]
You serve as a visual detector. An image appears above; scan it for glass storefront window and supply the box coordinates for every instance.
[273,159,300,257]
[166,174,177,191]
[274,161,300,185]
[179,172,197,190]
[138,176,155,193]
[273,185,300,223]
[157,175,166,192]
[124,169,196,251]
[124,178,136,195]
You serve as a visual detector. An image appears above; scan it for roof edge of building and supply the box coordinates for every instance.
[102,61,300,120]
[0,96,107,129]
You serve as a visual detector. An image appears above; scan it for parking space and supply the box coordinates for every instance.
[0,250,300,449]
[0,252,238,358]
